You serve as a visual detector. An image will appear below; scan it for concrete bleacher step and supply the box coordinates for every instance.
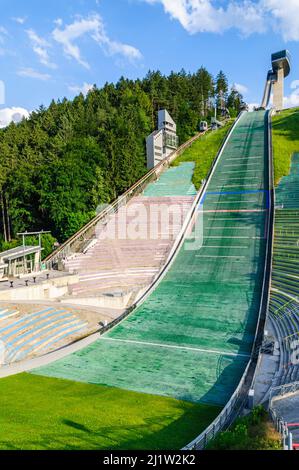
[0,310,19,321]
[11,319,88,362]
[0,305,91,365]
[5,314,77,354]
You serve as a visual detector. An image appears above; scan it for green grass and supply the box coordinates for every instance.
[0,373,221,450]
[272,107,299,186]
[172,121,233,189]
[207,406,282,450]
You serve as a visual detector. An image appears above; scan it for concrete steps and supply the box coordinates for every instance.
[0,306,88,365]
[63,195,195,301]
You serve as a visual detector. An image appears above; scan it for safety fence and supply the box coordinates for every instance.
[269,381,299,450]
[184,110,274,450]
[270,380,299,400]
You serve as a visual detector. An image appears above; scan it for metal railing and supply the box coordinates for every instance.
[269,405,292,450]
[269,381,299,450]
[270,380,299,402]
[44,129,212,269]
[184,110,275,450]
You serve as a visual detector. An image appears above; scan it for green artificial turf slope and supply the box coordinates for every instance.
[0,373,220,450]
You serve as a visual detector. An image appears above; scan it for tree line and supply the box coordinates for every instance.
[0,68,246,252]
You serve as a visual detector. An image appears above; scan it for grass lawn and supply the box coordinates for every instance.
[272,107,299,186]
[207,406,282,450]
[0,373,221,450]
[172,121,233,189]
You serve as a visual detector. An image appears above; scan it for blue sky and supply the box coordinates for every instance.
[0,0,299,126]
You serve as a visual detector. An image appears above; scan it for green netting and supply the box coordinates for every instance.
[33,111,268,406]
[143,162,197,197]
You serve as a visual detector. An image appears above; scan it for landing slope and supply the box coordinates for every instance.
[33,111,269,406]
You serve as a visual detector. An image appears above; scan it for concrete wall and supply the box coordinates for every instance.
[273,67,284,111]
[146,129,164,169]
[0,274,79,302]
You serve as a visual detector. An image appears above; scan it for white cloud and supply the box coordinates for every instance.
[263,0,299,42]
[52,14,142,69]
[0,26,8,46]
[143,0,299,41]
[17,67,51,81]
[12,17,27,24]
[54,18,63,27]
[144,0,265,35]
[247,102,260,112]
[233,83,248,95]
[0,107,29,128]
[26,29,57,69]
[69,82,94,96]
[284,82,299,108]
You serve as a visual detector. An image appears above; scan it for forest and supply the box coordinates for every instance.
[0,68,246,255]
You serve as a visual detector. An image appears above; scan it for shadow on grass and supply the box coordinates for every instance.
[272,109,299,142]
[0,396,220,451]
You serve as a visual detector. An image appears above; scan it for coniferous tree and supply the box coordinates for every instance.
[0,67,244,248]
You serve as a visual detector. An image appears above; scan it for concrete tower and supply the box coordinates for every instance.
[272,50,291,110]
[261,50,291,111]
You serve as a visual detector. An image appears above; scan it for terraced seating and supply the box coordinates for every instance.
[61,162,197,302]
[0,306,88,365]
[64,195,194,299]
[268,153,299,386]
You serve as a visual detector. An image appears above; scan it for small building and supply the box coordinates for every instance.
[0,245,43,280]
[146,110,179,169]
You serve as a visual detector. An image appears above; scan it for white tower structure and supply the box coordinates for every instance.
[146,109,179,169]
[261,50,291,111]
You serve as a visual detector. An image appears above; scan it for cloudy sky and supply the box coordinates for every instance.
[0,0,299,127]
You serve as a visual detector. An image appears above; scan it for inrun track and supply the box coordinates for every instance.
[32,111,270,407]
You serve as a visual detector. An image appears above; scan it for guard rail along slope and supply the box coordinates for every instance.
[183,110,274,450]
[269,381,299,450]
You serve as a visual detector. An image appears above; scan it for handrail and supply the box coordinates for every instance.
[270,381,299,401]
[183,110,275,450]
[269,381,299,450]
[44,129,212,267]
[269,403,292,450]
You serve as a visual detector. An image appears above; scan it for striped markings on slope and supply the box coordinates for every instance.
[101,336,251,358]
[203,209,267,213]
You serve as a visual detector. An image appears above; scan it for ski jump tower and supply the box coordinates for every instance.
[261,50,291,111]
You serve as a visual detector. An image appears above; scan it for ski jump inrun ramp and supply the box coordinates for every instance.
[31,111,270,408]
